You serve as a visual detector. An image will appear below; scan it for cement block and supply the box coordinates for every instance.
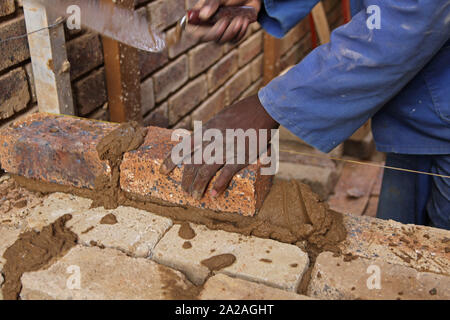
[20,246,194,300]
[152,223,309,290]
[24,193,173,258]
[340,214,450,275]
[200,274,312,300]
[308,251,450,300]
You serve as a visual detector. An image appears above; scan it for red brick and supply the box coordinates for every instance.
[168,75,207,125]
[147,0,185,30]
[188,42,223,78]
[0,0,15,17]
[167,26,198,58]
[191,88,226,125]
[74,68,107,116]
[0,113,117,189]
[207,50,238,93]
[120,127,272,216]
[250,54,263,82]
[140,49,169,79]
[173,115,192,130]
[141,77,155,115]
[280,20,309,56]
[239,79,262,101]
[225,64,252,104]
[143,103,169,128]
[238,31,263,67]
[67,32,103,80]
[0,16,30,72]
[153,55,188,102]
[0,68,30,120]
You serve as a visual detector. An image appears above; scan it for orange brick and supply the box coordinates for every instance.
[120,127,273,216]
[0,113,117,189]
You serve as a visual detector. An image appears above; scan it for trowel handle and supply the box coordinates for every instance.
[186,6,258,25]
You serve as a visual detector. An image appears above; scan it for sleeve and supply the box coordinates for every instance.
[258,0,320,38]
[258,0,450,152]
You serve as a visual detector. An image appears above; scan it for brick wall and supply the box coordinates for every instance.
[0,0,344,130]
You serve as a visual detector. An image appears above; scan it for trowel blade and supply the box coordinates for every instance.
[35,0,165,52]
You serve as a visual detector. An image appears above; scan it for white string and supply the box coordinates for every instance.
[0,19,64,44]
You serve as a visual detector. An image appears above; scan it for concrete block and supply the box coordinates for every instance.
[200,274,312,300]
[120,126,272,216]
[152,223,309,290]
[308,251,450,300]
[340,214,450,276]
[20,246,194,300]
[24,193,173,258]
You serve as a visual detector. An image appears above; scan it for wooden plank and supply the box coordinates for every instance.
[263,32,280,85]
[23,0,75,115]
[101,0,142,123]
[311,2,331,45]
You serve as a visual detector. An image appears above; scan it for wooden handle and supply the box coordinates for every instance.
[187,6,257,25]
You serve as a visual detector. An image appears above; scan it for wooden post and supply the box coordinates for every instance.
[311,2,331,45]
[23,0,75,115]
[263,33,280,85]
[101,0,142,124]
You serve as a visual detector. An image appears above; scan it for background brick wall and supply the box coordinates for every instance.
[0,0,344,130]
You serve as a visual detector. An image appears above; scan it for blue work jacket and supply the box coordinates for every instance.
[258,0,450,154]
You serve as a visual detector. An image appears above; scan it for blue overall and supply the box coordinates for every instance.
[257,0,450,228]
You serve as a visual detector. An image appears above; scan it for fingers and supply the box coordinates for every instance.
[200,17,230,42]
[218,16,244,43]
[190,164,223,199]
[232,17,249,43]
[211,164,246,197]
[199,0,221,20]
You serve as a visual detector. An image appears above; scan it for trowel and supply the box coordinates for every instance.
[36,0,257,52]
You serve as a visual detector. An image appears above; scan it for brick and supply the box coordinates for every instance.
[340,214,450,275]
[24,192,172,258]
[250,54,263,82]
[188,42,223,78]
[207,50,238,93]
[153,55,188,102]
[239,79,262,100]
[74,68,107,116]
[280,21,309,56]
[168,75,207,125]
[152,223,309,288]
[0,16,30,71]
[276,162,338,201]
[140,77,155,115]
[0,113,117,190]
[120,126,273,216]
[238,31,263,67]
[167,26,198,58]
[140,49,169,79]
[20,246,194,300]
[173,115,192,130]
[191,88,226,125]
[280,42,303,71]
[24,63,37,103]
[225,64,252,104]
[67,33,103,80]
[328,163,381,215]
[344,131,376,160]
[144,102,169,128]
[200,274,312,300]
[0,0,15,17]
[0,68,30,120]
[308,251,450,300]
[147,0,185,30]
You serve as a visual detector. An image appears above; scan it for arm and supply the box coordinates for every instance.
[259,0,450,152]
[258,0,320,38]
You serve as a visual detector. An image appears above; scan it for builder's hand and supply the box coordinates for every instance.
[160,94,278,200]
[187,0,261,43]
